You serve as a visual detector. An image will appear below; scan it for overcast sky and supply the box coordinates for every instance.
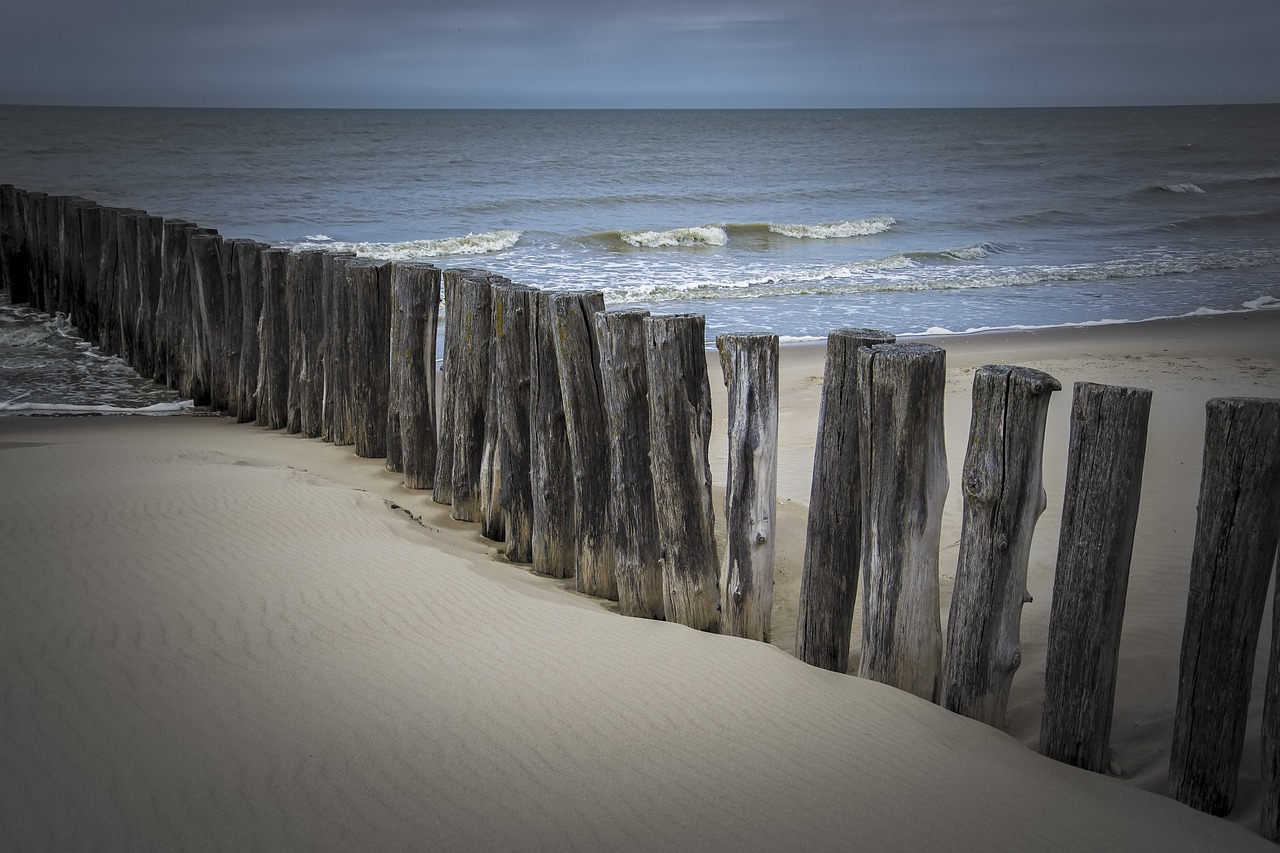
[3,0,1277,108]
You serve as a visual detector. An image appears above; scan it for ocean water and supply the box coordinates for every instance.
[2,104,1278,407]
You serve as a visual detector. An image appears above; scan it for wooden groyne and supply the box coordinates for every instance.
[3,185,1279,838]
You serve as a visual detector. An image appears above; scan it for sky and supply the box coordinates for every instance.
[2,0,1277,109]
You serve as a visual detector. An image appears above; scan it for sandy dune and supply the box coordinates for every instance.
[2,309,1278,851]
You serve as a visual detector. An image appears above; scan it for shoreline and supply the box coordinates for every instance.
[2,308,1278,849]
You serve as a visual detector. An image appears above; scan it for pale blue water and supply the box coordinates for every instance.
[2,105,1279,406]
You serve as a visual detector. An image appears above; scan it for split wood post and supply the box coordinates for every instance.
[133,214,164,382]
[856,342,948,702]
[256,247,291,429]
[552,289,617,600]
[2,186,33,304]
[1262,557,1280,842]
[1169,396,1280,816]
[645,313,719,632]
[59,198,88,327]
[795,328,896,671]
[717,332,780,641]
[445,270,494,521]
[348,259,392,458]
[0,185,16,300]
[529,288,576,578]
[72,201,104,347]
[596,309,664,618]
[942,364,1060,728]
[478,274,515,542]
[493,281,536,563]
[232,240,265,423]
[161,219,202,400]
[432,268,463,504]
[20,191,47,312]
[1039,382,1152,772]
[285,249,324,435]
[389,262,442,488]
[43,195,66,316]
[190,231,233,412]
[93,206,120,356]
[321,251,357,443]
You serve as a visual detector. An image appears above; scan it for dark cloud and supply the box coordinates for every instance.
[2,0,1276,107]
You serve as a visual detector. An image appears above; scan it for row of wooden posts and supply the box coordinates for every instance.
[2,185,1279,837]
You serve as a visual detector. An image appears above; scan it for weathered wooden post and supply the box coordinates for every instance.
[479,274,515,542]
[2,186,33,305]
[388,262,441,486]
[444,270,494,520]
[1169,396,1280,816]
[596,309,664,619]
[1039,382,1152,772]
[257,247,291,429]
[347,259,392,458]
[493,281,536,563]
[552,290,616,600]
[856,342,948,702]
[0,185,18,301]
[942,365,1060,728]
[717,332,780,642]
[20,192,47,312]
[132,214,165,382]
[795,328,896,671]
[432,268,464,504]
[72,201,104,347]
[529,289,577,578]
[286,249,325,435]
[232,240,265,423]
[190,231,233,411]
[321,252,357,444]
[1263,577,1280,842]
[645,313,719,632]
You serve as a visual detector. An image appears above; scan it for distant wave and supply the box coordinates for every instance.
[618,225,728,248]
[1157,205,1280,234]
[290,230,522,259]
[587,217,895,250]
[1147,182,1206,194]
[903,242,1003,263]
[763,217,896,239]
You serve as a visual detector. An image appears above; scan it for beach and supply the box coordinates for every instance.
[2,308,1277,850]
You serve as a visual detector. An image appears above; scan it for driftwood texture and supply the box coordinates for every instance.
[645,314,719,632]
[189,232,231,412]
[321,252,356,444]
[1039,381,1152,773]
[1263,565,1280,842]
[493,282,536,563]
[529,289,576,578]
[233,241,265,424]
[256,247,291,430]
[856,342,948,702]
[432,269,464,504]
[718,332,780,642]
[552,290,617,600]
[389,262,441,488]
[596,309,664,619]
[1169,396,1280,816]
[285,250,325,436]
[794,328,896,672]
[445,270,494,521]
[478,275,514,542]
[348,259,392,458]
[943,364,1060,728]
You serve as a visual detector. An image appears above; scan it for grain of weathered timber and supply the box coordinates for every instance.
[943,364,1060,728]
[0,185,19,301]
[717,332,780,642]
[115,209,146,367]
[285,249,325,435]
[1039,382,1152,773]
[1169,396,1280,817]
[595,309,664,618]
[553,289,616,600]
[856,342,948,702]
[445,270,494,521]
[645,313,719,632]
[132,214,165,382]
[478,275,515,542]
[794,328,896,672]
[19,191,46,311]
[161,219,204,400]
[493,282,536,562]
[347,259,392,458]
[60,198,91,328]
[529,289,576,578]
[72,202,104,348]
[232,241,265,423]
[321,252,357,443]
[1262,574,1280,842]
[390,262,441,489]
[256,247,291,429]
[99,207,130,361]
[190,231,233,411]
[432,268,471,504]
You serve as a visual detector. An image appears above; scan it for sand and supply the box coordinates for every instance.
[2,309,1278,851]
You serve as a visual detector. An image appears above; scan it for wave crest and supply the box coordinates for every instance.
[619,226,729,248]
[292,230,522,259]
[1151,182,1206,194]
[766,217,896,239]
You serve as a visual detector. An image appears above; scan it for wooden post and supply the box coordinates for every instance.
[321,252,356,444]
[20,191,46,312]
[0,185,20,302]
[1169,397,1280,816]
[444,271,494,521]
[645,313,719,632]
[432,269,463,504]
[347,259,392,458]
[942,365,1060,728]
[795,328,896,671]
[717,332,780,641]
[389,262,442,489]
[856,342,948,702]
[552,289,616,600]
[189,231,232,412]
[529,289,576,578]
[493,281,536,563]
[257,247,291,429]
[286,250,325,435]
[1262,573,1280,842]
[596,309,664,618]
[133,214,164,382]
[1039,382,1152,772]
[232,241,265,423]
[479,274,515,542]
[73,201,104,348]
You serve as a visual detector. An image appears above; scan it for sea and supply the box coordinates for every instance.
[2,104,1278,412]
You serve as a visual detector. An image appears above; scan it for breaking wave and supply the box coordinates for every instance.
[290,230,522,259]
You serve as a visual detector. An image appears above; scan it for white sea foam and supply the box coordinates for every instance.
[620,226,729,248]
[900,298,1274,338]
[292,230,522,259]
[1243,295,1280,310]
[0,400,195,415]
[304,234,334,242]
[768,217,896,239]
[1158,182,1206,194]
[941,242,998,261]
